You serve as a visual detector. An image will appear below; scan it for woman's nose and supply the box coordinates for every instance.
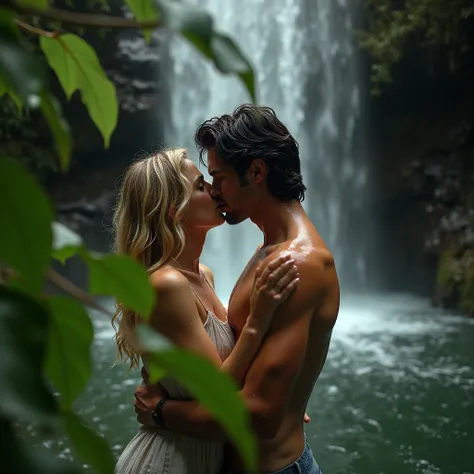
[209,187,220,198]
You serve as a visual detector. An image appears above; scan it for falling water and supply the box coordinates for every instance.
[163,0,370,299]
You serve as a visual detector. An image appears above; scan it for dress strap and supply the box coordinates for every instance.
[188,285,211,315]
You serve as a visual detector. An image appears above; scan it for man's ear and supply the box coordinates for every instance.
[249,159,266,184]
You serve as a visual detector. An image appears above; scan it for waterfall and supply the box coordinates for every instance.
[162,0,370,301]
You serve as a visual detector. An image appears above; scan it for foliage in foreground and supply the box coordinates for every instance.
[0,0,258,472]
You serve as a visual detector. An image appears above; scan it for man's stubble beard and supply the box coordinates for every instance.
[224,212,247,225]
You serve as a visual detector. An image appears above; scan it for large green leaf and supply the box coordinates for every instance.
[210,32,256,102]
[0,157,53,293]
[40,34,118,147]
[44,296,94,409]
[39,92,72,172]
[0,286,57,422]
[1,416,80,474]
[154,0,256,102]
[0,12,46,104]
[138,325,258,473]
[83,252,155,320]
[63,410,115,474]
[52,221,83,263]
[125,0,159,43]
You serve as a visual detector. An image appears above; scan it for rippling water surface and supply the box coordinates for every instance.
[28,293,474,474]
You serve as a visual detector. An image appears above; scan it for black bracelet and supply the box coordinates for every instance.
[151,397,168,429]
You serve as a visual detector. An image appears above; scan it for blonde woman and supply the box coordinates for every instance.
[112,149,299,474]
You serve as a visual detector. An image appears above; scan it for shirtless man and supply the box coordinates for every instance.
[134,105,340,473]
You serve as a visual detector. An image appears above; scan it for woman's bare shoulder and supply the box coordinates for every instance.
[149,265,189,294]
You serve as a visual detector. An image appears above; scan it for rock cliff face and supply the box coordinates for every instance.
[45,2,166,256]
[371,48,474,315]
[0,1,166,287]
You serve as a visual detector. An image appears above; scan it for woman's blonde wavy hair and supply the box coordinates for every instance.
[111,148,192,369]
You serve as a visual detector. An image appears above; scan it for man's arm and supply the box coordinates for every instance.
[154,257,335,441]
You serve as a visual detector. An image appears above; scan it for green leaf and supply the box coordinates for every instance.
[0,157,54,293]
[0,8,19,37]
[83,252,155,319]
[138,325,258,473]
[1,416,81,474]
[63,410,115,474]
[52,221,83,264]
[0,286,57,423]
[210,32,256,102]
[44,296,94,409]
[125,0,159,43]
[0,18,47,104]
[0,73,22,114]
[0,9,22,115]
[40,34,118,147]
[16,0,49,10]
[39,92,72,172]
[155,0,213,39]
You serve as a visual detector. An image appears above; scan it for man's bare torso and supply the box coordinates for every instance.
[226,217,340,472]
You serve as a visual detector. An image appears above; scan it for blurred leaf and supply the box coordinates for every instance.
[52,221,83,264]
[210,32,255,102]
[0,157,53,293]
[40,34,118,147]
[1,416,80,474]
[45,268,111,317]
[44,296,94,409]
[0,8,19,36]
[154,0,255,101]
[0,286,57,423]
[0,10,22,113]
[16,0,49,10]
[63,411,115,474]
[155,0,212,36]
[0,72,22,114]
[138,325,258,473]
[83,252,155,319]
[63,410,115,474]
[0,15,47,104]
[39,92,72,172]
[125,0,159,43]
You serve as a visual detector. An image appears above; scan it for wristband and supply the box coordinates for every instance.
[151,397,168,429]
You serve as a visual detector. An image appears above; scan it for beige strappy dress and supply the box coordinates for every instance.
[115,282,236,474]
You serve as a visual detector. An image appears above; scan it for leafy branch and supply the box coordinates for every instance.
[359,0,474,94]
[3,0,161,29]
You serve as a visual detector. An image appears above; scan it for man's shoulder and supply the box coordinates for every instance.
[270,241,335,281]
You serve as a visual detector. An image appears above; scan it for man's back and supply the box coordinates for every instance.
[227,212,340,472]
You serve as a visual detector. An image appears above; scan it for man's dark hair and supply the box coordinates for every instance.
[195,104,306,201]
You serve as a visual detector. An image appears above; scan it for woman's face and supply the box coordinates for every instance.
[180,159,225,230]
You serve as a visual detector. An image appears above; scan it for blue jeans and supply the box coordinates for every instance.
[230,436,322,474]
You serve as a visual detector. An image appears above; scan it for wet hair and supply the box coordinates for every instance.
[195,104,306,201]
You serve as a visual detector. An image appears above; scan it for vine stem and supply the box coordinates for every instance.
[14,18,60,38]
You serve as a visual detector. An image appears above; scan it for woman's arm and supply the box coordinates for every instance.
[218,254,298,387]
[145,256,298,387]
